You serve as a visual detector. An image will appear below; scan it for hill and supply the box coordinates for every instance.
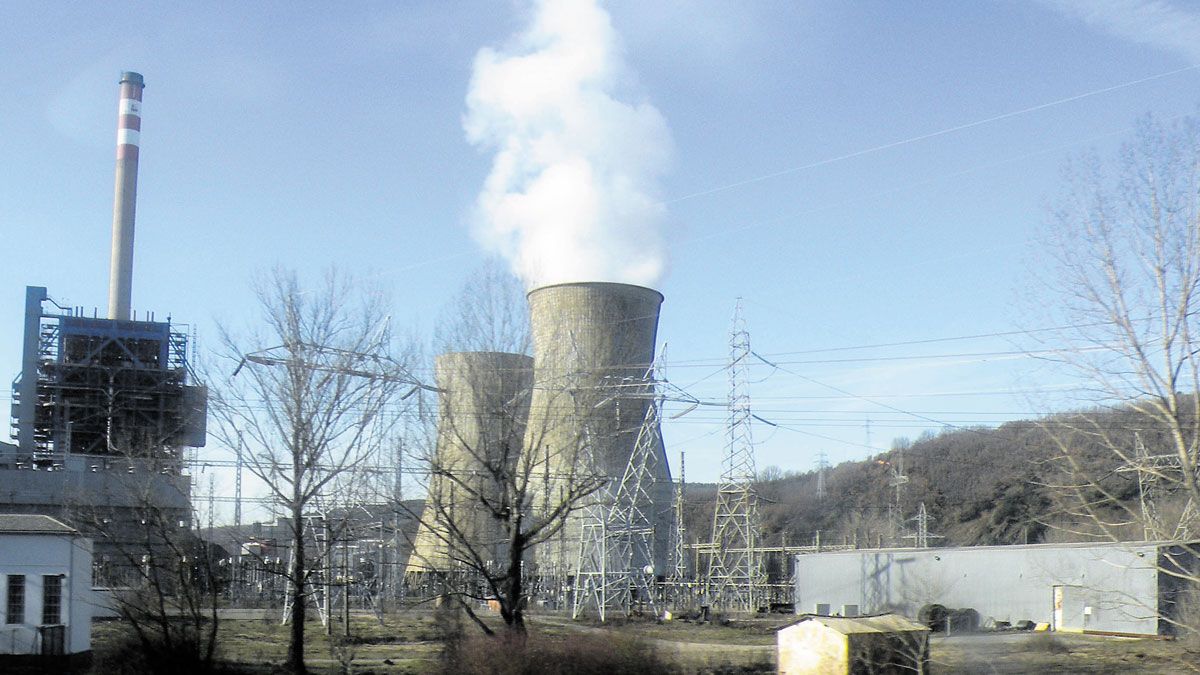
[680,403,1188,549]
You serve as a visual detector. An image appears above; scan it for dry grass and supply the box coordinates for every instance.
[930,632,1197,674]
[83,609,1200,674]
[441,631,674,675]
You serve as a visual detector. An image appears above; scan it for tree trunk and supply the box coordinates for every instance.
[288,498,307,674]
[504,530,527,634]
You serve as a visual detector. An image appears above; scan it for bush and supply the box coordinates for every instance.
[90,626,245,675]
[1026,633,1070,654]
[440,631,675,675]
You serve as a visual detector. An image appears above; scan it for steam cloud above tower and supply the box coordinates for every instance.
[464,0,673,288]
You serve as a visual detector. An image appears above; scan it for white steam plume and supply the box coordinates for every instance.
[464,0,673,289]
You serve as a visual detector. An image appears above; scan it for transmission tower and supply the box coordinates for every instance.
[707,299,764,612]
[671,450,688,582]
[1135,432,1163,540]
[1119,431,1200,540]
[815,451,828,500]
[573,368,664,620]
[902,502,941,548]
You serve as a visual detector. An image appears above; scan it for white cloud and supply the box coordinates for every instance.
[1042,0,1200,62]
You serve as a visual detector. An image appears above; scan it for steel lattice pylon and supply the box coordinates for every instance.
[707,299,764,612]
[670,450,688,582]
[282,515,330,627]
[902,502,941,548]
[572,426,616,620]
[1118,432,1200,541]
[572,380,663,620]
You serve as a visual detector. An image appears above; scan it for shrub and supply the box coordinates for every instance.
[89,624,248,675]
[1025,633,1070,654]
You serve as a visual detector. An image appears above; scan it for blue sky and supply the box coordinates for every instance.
[3,1,1199,520]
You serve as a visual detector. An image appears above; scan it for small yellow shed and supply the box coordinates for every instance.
[776,613,930,675]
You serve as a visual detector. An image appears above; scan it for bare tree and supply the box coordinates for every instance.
[92,491,222,673]
[209,269,417,674]
[80,460,223,674]
[1030,115,1200,639]
[405,358,612,635]
[402,266,607,635]
[433,257,531,356]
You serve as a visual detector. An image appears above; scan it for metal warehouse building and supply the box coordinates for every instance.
[794,541,1198,636]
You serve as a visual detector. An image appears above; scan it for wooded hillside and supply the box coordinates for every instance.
[681,402,1191,549]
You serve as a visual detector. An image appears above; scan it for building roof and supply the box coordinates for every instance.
[0,514,78,535]
[797,539,1187,557]
[781,613,929,635]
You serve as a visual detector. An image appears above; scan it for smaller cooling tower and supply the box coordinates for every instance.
[521,282,672,576]
[406,351,533,574]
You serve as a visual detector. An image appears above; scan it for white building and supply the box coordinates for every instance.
[794,541,1198,636]
[0,515,93,657]
[776,614,929,675]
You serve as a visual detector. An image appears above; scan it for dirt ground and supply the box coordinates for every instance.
[85,611,1200,674]
[929,631,1199,674]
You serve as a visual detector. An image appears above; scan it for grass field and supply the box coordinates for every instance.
[80,610,1200,674]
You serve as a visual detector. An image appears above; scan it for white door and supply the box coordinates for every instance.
[1052,585,1064,631]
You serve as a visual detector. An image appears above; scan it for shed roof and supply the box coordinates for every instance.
[0,514,77,534]
[781,613,929,635]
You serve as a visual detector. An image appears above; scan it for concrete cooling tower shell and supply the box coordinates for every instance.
[521,282,673,576]
[406,351,532,574]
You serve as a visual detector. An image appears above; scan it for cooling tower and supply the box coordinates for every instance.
[522,282,672,577]
[406,351,533,574]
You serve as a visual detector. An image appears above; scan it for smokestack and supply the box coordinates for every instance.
[107,71,144,321]
[521,282,672,573]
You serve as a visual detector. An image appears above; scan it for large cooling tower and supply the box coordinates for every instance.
[522,282,672,576]
[406,351,533,574]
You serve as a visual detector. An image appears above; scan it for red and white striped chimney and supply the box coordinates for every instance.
[107,71,144,321]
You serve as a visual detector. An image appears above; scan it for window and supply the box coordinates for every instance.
[5,575,24,624]
[42,575,62,625]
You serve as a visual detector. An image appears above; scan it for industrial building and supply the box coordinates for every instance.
[794,541,1199,636]
[0,515,94,659]
[2,72,206,579]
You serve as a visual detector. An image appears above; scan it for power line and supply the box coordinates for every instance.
[751,350,987,436]
[665,63,1200,204]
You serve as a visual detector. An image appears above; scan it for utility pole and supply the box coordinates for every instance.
[815,451,828,501]
[234,433,244,530]
[887,449,909,546]
[207,473,215,541]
